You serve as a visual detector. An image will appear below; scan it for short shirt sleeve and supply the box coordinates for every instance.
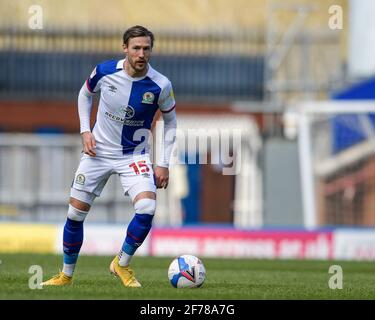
[86,60,121,93]
[86,65,102,93]
[158,81,176,113]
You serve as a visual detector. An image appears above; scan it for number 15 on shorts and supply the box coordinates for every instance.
[129,160,150,175]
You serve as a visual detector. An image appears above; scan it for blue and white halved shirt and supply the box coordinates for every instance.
[85,59,175,158]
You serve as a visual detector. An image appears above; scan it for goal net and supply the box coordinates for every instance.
[292,100,375,228]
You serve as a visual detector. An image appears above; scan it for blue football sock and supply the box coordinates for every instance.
[63,218,84,265]
[123,213,154,255]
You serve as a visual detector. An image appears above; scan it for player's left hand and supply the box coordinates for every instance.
[154,166,169,189]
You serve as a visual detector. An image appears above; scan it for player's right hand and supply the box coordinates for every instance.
[81,131,97,156]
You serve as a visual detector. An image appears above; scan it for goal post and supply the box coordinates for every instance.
[290,100,375,229]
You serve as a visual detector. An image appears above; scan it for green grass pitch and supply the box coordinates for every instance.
[0,253,375,299]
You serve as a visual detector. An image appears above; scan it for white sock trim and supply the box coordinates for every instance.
[62,263,75,277]
[133,198,156,215]
[67,204,88,221]
[118,251,132,267]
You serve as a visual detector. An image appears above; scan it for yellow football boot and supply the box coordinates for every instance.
[109,256,141,287]
[41,272,72,286]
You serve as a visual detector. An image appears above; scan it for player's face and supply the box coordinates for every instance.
[123,36,152,74]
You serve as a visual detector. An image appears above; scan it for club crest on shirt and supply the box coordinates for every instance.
[142,92,155,104]
[75,174,85,185]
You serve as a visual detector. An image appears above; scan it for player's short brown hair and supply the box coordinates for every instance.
[123,25,154,48]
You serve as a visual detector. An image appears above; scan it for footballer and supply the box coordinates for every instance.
[41,25,176,287]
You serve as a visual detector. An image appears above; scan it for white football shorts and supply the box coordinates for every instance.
[71,153,156,201]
